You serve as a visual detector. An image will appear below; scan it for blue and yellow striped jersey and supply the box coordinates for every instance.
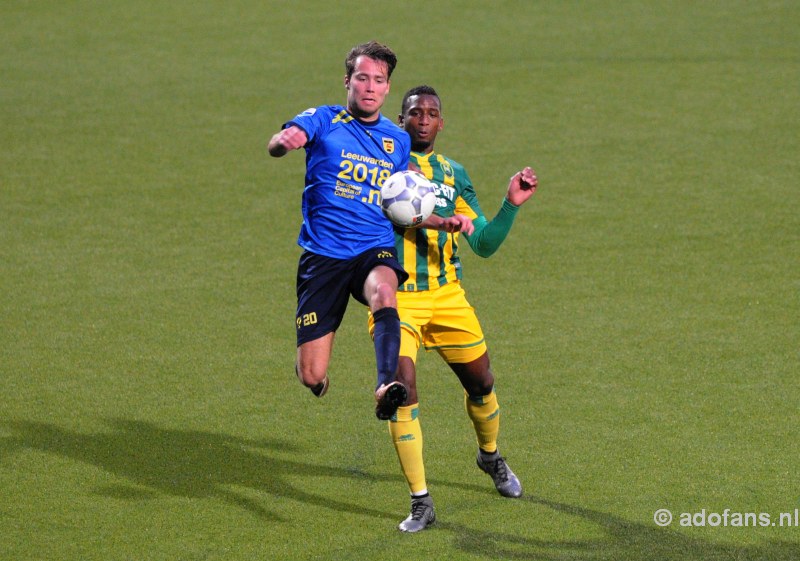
[396,151,486,291]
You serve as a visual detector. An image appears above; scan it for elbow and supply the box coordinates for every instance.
[472,245,497,259]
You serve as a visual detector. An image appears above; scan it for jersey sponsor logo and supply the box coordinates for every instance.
[339,149,393,169]
[431,182,455,208]
[382,137,395,153]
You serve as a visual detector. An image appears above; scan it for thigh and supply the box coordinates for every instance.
[368,289,433,362]
[350,246,408,306]
[398,290,434,362]
[424,282,488,364]
[295,251,351,346]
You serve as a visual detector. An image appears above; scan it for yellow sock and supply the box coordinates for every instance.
[388,405,427,495]
[465,390,500,453]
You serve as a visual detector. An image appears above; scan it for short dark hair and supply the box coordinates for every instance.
[401,85,440,114]
[345,41,398,79]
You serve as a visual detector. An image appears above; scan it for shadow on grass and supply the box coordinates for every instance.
[432,480,800,560]
[3,418,798,559]
[0,417,397,522]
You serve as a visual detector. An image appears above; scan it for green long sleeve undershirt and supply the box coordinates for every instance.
[463,197,520,258]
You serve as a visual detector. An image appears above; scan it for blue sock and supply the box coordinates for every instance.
[372,307,400,389]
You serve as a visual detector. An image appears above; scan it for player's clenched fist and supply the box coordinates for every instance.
[506,166,539,206]
[268,125,309,157]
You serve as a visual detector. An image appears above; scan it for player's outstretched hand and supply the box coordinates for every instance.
[506,166,538,206]
[421,213,475,235]
[443,214,475,235]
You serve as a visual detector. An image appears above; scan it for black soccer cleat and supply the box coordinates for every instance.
[375,381,407,420]
[309,376,329,397]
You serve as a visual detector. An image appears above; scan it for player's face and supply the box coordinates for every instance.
[399,94,443,153]
[344,55,391,122]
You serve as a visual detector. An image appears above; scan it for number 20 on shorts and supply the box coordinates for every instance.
[297,312,318,329]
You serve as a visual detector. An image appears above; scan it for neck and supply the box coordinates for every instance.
[347,106,380,123]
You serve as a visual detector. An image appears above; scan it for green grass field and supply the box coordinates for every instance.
[2,1,798,559]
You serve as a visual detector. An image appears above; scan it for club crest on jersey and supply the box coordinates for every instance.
[382,138,395,153]
[442,160,455,180]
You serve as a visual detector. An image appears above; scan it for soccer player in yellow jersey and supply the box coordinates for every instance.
[369,85,539,532]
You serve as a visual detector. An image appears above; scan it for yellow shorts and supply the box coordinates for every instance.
[369,281,486,364]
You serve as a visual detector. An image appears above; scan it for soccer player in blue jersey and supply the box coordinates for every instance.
[369,85,539,531]
[267,41,407,419]
[268,43,465,421]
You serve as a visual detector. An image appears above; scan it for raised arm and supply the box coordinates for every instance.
[465,166,539,258]
[268,125,308,157]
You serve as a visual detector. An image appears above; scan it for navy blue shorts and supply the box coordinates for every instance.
[295,247,408,346]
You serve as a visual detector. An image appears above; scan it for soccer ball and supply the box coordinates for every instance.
[380,170,437,227]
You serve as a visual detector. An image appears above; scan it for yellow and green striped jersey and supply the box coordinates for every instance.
[396,151,486,292]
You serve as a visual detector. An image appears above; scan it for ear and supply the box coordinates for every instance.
[398,113,404,126]
[344,75,350,89]
[438,117,444,131]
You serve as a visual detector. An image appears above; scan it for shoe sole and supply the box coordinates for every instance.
[398,513,435,533]
[375,383,407,420]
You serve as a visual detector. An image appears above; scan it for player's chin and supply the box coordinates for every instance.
[411,140,431,152]
[359,99,380,111]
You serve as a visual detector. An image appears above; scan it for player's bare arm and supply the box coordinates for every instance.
[268,125,308,157]
[506,166,539,206]
[420,214,475,235]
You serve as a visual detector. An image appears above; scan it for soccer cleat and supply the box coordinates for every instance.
[476,450,523,498]
[375,381,407,420]
[398,495,435,533]
[310,376,329,397]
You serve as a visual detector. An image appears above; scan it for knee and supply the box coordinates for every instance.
[372,282,397,310]
[468,381,494,397]
[295,363,327,388]
[465,370,495,397]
